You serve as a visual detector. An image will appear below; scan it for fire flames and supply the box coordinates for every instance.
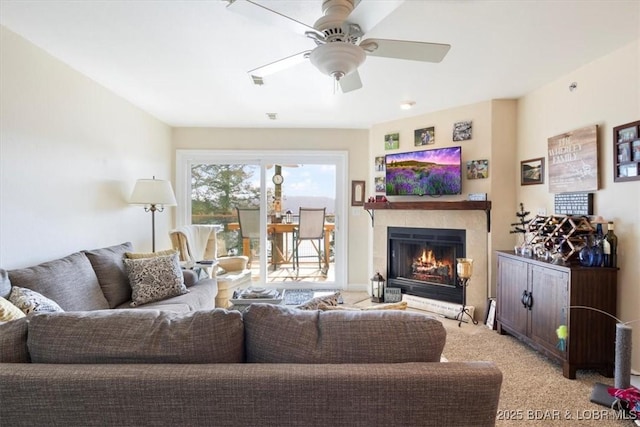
[411,248,452,284]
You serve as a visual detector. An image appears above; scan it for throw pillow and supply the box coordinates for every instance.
[295,292,341,310]
[8,286,64,314]
[0,296,26,321]
[318,301,408,311]
[124,253,188,307]
[83,242,134,308]
[124,249,177,259]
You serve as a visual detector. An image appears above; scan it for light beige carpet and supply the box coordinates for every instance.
[442,320,631,426]
[345,291,631,426]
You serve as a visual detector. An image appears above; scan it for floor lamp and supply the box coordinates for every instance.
[129,177,177,252]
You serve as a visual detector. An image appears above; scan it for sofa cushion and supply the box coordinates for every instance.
[295,291,340,310]
[243,304,446,364]
[28,309,245,364]
[83,242,133,308]
[124,253,188,307]
[0,296,26,321]
[0,269,11,299]
[124,249,177,259]
[8,286,64,314]
[0,317,29,362]
[7,252,109,311]
[115,279,217,311]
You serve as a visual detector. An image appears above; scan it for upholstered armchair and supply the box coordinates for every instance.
[169,225,251,307]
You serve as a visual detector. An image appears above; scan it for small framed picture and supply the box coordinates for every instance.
[374,156,385,172]
[466,159,489,179]
[384,133,400,150]
[453,121,472,141]
[351,180,365,207]
[414,126,435,146]
[618,142,631,162]
[520,157,544,185]
[375,176,386,192]
[617,125,638,142]
[485,299,496,330]
[633,141,640,162]
[621,163,638,177]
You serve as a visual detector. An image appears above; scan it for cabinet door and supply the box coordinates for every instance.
[529,265,568,359]
[497,256,529,335]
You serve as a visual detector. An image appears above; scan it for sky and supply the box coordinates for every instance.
[251,164,336,199]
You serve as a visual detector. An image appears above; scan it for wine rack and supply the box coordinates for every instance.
[524,215,594,262]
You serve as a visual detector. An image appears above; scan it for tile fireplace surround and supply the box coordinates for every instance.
[371,208,489,320]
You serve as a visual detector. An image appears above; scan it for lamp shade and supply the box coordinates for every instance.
[129,178,177,206]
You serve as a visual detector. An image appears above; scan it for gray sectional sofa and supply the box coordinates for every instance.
[0,304,503,426]
[0,242,217,313]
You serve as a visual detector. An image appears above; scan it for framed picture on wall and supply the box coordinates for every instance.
[520,157,544,185]
[414,126,435,146]
[384,133,400,150]
[466,159,489,179]
[351,181,365,206]
[453,121,472,141]
[374,156,385,171]
[375,176,385,192]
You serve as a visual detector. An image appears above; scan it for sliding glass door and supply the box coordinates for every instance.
[176,150,347,288]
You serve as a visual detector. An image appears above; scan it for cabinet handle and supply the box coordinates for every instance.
[526,292,533,310]
[521,290,529,308]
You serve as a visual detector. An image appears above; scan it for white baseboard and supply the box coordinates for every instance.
[403,294,475,322]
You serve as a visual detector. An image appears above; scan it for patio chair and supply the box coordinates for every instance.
[293,207,326,274]
[236,207,271,267]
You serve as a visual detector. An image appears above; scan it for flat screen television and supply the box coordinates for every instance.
[385,146,462,196]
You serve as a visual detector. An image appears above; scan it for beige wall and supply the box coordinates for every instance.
[171,127,370,286]
[517,40,640,372]
[0,27,173,268]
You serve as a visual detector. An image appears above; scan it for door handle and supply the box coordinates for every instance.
[526,292,533,310]
[521,290,529,308]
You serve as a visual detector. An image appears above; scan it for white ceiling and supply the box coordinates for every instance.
[1,0,639,129]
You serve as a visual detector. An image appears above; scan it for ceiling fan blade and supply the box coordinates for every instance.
[339,70,363,93]
[360,38,450,63]
[226,0,323,39]
[248,50,311,78]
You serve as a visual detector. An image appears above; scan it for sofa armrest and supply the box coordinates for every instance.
[0,362,502,427]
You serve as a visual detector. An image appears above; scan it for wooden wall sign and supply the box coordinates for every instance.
[547,125,598,193]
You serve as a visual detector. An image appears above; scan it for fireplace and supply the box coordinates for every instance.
[387,227,465,304]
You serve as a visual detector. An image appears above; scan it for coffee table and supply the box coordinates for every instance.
[228,289,285,312]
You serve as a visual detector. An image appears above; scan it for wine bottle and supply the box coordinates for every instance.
[603,221,618,268]
[592,223,604,267]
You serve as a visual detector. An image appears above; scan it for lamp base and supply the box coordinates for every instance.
[457,306,478,327]
[590,382,615,407]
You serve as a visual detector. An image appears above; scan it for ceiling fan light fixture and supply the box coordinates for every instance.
[309,42,365,81]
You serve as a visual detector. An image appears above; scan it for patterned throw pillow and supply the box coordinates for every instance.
[124,253,188,307]
[0,296,26,321]
[8,286,64,314]
[296,292,341,310]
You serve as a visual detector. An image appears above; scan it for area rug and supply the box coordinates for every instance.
[283,289,340,306]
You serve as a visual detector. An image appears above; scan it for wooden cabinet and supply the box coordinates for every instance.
[496,251,617,379]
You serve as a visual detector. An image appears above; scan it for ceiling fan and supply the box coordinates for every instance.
[226,0,451,92]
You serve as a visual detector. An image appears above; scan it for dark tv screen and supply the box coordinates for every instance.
[385,146,462,196]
